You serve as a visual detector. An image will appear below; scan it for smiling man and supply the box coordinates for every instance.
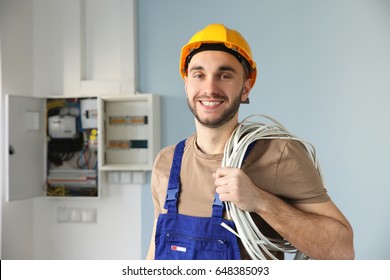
[146,24,354,260]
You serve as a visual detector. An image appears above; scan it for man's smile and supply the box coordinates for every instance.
[199,100,223,107]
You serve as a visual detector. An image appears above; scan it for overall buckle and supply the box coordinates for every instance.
[166,189,178,202]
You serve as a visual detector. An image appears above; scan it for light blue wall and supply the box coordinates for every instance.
[137,0,390,259]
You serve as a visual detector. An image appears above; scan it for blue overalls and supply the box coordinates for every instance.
[154,139,242,260]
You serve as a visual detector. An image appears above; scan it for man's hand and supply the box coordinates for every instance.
[214,166,262,213]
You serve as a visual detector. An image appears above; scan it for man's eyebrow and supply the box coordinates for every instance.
[188,65,204,72]
[218,65,237,73]
[189,65,238,73]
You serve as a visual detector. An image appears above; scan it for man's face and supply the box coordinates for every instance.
[184,50,251,128]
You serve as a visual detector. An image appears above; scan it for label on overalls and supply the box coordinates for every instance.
[171,245,187,253]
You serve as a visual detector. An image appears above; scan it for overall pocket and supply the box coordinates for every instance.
[165,232,229,260]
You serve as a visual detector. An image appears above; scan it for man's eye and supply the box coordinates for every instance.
[192,73,203,78]
[220,73,232,80]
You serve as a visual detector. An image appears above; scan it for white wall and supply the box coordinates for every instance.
[32,183,142,259]
[0,0,35,259]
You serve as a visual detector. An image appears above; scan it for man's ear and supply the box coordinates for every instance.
[184,76,188,93]
[241,79,252,103]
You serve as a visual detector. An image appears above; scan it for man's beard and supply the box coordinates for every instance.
[187,92,242,128]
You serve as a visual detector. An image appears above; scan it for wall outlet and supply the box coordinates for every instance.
[57,207,97,223]
[57,207,70,223]
[81,208,97,223]
[70,209,82,222]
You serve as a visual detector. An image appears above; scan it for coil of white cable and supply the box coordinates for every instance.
[221,114,324,260]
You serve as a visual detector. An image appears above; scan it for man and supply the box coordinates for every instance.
[146,24,354,260]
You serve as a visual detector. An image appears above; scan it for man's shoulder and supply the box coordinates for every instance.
[155,144,175,164]
[154,135,196,167]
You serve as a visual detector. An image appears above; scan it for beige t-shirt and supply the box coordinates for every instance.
[151,134,329,259]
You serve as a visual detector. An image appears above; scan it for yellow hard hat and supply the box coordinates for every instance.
[180,24,257,88]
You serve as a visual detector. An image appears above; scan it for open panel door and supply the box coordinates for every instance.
[5,95,45,201]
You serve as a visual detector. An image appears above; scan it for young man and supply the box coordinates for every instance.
[146,24,354,260]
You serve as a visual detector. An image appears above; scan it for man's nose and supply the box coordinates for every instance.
[201,77,220,95]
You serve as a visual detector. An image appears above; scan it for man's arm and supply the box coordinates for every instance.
[215,167,355,260]
[254,191,354,259]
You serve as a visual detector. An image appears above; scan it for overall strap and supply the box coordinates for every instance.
[164,139,186,214]
[211,140,257,218]
[243,140,257,161]
[212,193,224,218]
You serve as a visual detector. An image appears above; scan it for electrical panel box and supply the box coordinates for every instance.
[5,93,160,201]
[5,95,99,199]
[98,94,160,171]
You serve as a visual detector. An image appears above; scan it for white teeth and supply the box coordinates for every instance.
[202,101,221,106]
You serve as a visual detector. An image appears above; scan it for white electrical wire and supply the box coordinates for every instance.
[221,114,324,260]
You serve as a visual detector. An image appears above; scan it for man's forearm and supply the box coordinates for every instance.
[256,190,355,260]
